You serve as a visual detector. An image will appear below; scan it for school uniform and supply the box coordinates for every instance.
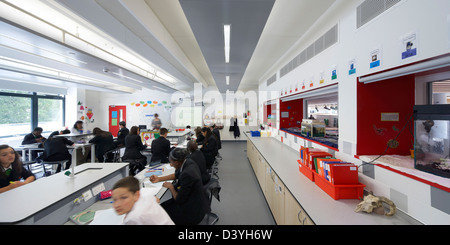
[200,136,218,169]
[38,137,74,172]
[123,134,147,160]
[0,164,35,189]
[186,149,210,185]
[161,158,209,225]
[195,133,205,145]
[21,132,45,145]
[122,188,174,225]
[115,127,129,146]
[89,133,115,162]
[150,136,171,164]
[212,127,221,149]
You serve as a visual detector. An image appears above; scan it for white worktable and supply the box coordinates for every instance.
[245,133,420,225]
[0,163,128,225]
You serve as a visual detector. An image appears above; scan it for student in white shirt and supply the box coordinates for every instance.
[111,176,174,225]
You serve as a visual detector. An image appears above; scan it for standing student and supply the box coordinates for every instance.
[160,148,209,225]
[111,176,174,225]
[0,145,35,193]
[200,127,218,170]
[150,127,171,165]
[37,129,74,173]
[151,113,162,130]
[123,126,147,175]
[114,121,129,147]
[22,127,46,145]
[89,127,115,162]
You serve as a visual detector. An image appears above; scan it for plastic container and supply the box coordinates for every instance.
[250,131,261,137]
[297,160,315,182]
[313,171,365,200]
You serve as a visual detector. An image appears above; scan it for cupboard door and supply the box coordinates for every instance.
[273,174,285,225]
[284,191,303,225]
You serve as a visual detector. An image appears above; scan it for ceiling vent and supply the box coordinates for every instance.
[267,73,277,86]
[357,0,401,28]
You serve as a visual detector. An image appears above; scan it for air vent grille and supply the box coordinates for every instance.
[357,0,401,28]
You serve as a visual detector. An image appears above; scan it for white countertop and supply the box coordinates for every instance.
[245,133,418,225]
[0,163,128,224]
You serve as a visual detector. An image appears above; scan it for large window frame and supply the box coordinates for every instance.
[0,90,65,138]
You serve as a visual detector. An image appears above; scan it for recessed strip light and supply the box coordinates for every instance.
[224,24,231,63]
[226,76,230,85]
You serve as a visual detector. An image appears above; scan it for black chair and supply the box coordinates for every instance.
[200,177,221,225]
[103,147,122,163]
[41,160,69,176]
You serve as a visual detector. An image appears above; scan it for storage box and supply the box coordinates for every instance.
[313,171,365,200]
[298,160,315,182]
[328,163,359,185]
[250,131,260,137]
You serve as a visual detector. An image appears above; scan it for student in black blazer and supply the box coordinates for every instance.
[123,126,147,175]
[150,128,171,164]
[186,140,210,185]
[194,127,205,145]
[161,148,209,225]
[211,124,221,150]
[37,129,74,173]
[22,127,46,145]
[200,127,218,170]
[89,127,115,162]
[114,121,129,147]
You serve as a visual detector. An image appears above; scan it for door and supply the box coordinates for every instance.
[109,105,126,137]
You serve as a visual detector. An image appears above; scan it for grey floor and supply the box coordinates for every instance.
[210,141,275,225]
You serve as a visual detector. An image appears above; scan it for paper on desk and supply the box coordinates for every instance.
[90,208,124,225]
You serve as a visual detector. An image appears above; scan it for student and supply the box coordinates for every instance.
[123,126,147,174]
[37,129,74,173]
[114,121,129,147]
[186,140,210,185]
[22,127,46,145]
[211,124,221,150]
[89,127,115,162]
[150,127,171,165]
[111,176,174,225]
[160,148,209,225]
[0,145,35,193]
[71,121,84,135]
[151,113,162,130]
[194,126,205,145]
[200,127,218,169]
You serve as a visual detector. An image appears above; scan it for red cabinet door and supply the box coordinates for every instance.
[109,105,126,137]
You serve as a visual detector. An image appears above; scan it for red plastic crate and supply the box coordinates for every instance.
[313,171,365,200]
[298,160,315,182]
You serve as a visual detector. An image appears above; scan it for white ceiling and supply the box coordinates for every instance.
[1,0,339,94]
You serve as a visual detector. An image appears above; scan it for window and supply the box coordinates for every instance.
[0,90,65,138]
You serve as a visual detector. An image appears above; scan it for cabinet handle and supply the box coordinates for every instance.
[297,210,302,223]
[302,217,307,225]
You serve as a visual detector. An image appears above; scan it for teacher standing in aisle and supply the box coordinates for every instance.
[152,113,162,130]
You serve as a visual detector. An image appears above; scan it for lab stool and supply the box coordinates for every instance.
[103,147,122,163]
[41,160,69,176]
[200,177,221,225]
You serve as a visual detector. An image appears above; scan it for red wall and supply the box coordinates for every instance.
[357,74,415,156]
[280,99,303,128]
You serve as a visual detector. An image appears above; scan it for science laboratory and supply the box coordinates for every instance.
[0,0,449,226]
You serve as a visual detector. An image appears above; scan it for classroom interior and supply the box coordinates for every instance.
[0,0,449,225]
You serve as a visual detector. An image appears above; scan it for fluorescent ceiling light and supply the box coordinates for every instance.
[226,76,230,85]
[224,24,231,63]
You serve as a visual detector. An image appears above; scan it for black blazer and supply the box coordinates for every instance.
[40,137,74,161]
[212,128,221,149]
[172,158,209,224]
[186,149,210,185]
[150,136,171,163]
[195,134,205,145]
[123,134,147,160]
[89,134,115,159]
[0,165,35,189]
[200,136,217,169]
[115,127,129,146]
[22,133,45,145]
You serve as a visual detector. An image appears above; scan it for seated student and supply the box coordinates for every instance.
[123,126,147,174]
[0,145,35,193]
[22,127,46,145]
[211,124,222,150]
[37,129,74,174]
[71,121,84,135]
[186,140,210,185]
[89,127,115,162]
[150,127,171,165]
[114,121,129,147]
[200,127,218,170]
[194,127,205,145]
[160,148,209,225]
[111,176,174,225]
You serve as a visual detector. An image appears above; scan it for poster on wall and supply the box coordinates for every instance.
[348,58,356,75]
[400,31,418,60]
[331,65,337,80]
[369,47,382,69]
[319,71,325,84]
